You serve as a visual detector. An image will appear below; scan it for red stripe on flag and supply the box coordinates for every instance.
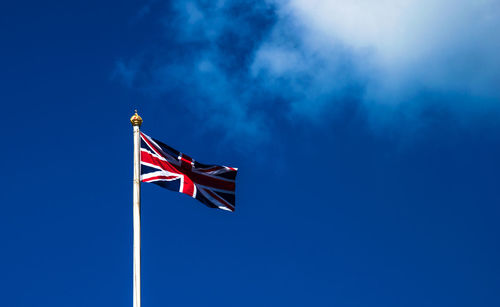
[180,154,193,171]
[141,151,180,174]
[142,151,235,191]
[181,175,196,197]
[143,175,178,182]
[187,171,235,191]
[141,151,196,197]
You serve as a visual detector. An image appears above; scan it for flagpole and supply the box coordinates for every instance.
[131,111,143,307]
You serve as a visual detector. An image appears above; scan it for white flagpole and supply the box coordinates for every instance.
[131,111,143,307]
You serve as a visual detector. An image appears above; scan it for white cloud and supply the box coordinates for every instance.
[265,0,500,104]
[118,0,500,140]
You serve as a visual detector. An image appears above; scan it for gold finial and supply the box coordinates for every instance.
[130,110,143,126]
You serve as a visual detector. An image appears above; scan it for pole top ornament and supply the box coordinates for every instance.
[130,110,143,126]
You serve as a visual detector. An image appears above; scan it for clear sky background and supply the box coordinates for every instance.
[1,1,499,306]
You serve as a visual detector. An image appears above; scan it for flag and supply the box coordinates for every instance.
[139,132,238,212]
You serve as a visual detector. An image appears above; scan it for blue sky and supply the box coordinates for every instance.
[1,1,499,306]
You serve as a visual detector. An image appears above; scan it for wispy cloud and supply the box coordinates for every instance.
[116,0,500,139]
[280,0,500,101]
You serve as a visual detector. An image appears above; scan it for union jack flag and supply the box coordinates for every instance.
[140,132,237,212]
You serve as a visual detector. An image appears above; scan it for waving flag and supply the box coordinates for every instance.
[139,132,237,212]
